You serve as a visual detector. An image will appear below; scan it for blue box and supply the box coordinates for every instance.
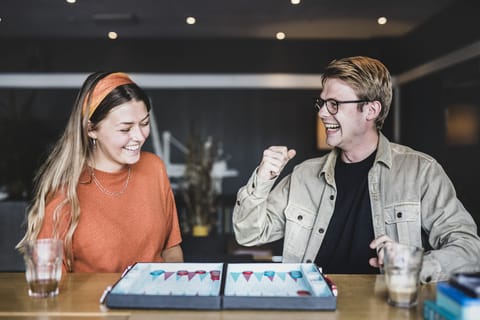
[436,282,480,320]
[423,300,456,320]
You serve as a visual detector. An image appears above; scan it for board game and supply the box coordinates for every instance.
[105,262,223,309]
[104,262,336,310]
[223,263,336,310]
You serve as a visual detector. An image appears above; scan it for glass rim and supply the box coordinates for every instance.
[27,238,64,247]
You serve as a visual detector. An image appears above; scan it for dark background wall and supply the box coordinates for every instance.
[0,0,479,226]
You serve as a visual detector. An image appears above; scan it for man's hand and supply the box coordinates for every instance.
[257,146,296,180]
[369,234,394,268]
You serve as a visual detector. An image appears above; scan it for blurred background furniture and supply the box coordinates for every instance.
[0,201,26,271]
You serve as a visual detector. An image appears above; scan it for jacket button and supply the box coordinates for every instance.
[236,200,240,206]
[306,259,312,263]
[397,212,403,218]
[329,195,334,200]
[297,215,303,221]
[425,276,432,283]
[318,228,325,234]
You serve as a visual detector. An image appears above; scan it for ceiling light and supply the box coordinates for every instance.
[377,17,388,25]
[186,16,196,25]
[276,32,286,40]
[108,31,118,40]
[291,0,301,4]
[66,0,76,3]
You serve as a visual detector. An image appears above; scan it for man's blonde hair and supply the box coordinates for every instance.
[322,56,392,130]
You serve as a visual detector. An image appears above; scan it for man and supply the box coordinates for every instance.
[233,56,480,283]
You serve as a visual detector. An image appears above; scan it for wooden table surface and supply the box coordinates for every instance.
[0,272,436,319]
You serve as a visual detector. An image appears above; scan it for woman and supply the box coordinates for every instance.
[17,72,183,272]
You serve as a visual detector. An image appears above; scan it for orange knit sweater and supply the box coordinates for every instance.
[38,152,182,272]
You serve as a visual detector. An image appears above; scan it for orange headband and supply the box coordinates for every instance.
[82,72,134,119]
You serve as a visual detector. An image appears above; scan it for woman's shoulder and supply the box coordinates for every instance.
[135,151,167,171]
[139,151,162,162]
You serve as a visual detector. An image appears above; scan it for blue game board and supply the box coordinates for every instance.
[223,263,336,310]
[106,263,223,309]
[105,262,337,310]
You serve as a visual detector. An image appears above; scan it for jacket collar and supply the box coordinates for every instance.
[320,132,392,183]
[375,132,392,169]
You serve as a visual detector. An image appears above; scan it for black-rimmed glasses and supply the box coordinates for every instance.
[314,97,370,115]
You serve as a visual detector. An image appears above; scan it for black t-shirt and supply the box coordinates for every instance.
[315,150,379,274]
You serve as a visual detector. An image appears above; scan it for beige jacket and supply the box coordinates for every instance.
[233,133,480,283]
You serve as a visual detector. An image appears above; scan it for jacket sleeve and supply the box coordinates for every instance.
[419,160,480,283]
[232,169,290,247]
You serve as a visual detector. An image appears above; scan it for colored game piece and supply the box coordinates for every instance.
[210,270,221,281]
[150,269,165,276]
[242,271,253,281]
[195,270,207,281]
[176,270,189,283]
[264,270,275,282]
[289,270,303,281]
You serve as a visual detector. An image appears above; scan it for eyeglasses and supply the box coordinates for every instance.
[314,97,370,115]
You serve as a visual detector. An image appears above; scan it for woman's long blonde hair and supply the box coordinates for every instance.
[16,72,150,271]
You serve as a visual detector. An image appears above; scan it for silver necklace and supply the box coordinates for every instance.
[91,166,131,196]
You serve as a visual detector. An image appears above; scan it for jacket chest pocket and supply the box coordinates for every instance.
[284,204,316,255]
[384,202,421,246]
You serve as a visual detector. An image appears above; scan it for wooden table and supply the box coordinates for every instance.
[0,272,436,319]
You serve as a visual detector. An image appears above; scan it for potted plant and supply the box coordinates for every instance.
[180,134,218,237]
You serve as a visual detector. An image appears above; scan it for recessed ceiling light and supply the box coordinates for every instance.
[66,0,76,4]
[276,32,286,40]
[291,0,301,4]
[377,17,388,25]
[108,31,118,40]
[186,16,196,25]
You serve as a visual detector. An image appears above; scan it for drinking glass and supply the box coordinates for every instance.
[383,242,423,308]
[24,238,63,297]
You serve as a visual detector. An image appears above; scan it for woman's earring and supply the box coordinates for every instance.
[92,139,96,147]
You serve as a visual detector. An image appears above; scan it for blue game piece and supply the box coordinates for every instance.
[264,270,275,277]
[150,269,165,276]
[290,270,303,279]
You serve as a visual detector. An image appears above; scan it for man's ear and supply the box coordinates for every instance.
[366,100,382,121]
[87,121,97,140]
